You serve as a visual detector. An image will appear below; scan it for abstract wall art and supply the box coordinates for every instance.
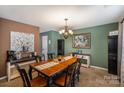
[72,33,91,48]
[10,31,34,52]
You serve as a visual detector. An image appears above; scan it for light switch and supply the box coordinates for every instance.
[49,40,51,44]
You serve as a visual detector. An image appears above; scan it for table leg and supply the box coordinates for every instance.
[28,66,32,80]
[7,62,10,82]
[47,77,52,87]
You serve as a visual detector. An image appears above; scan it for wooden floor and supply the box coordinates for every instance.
[0,67,120,87]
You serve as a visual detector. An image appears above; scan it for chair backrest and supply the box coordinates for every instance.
[40,54,45,61]
[15,63,31,87]
[64,62,77,86]
[48,53,55,60]
[35,56,39,63]
[76,60,82,74]
[36,54,45,63]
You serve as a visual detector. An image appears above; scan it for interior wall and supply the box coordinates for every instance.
[65,23,118,68]
[40,31,53,54]
[40,31,62,56]
[0,18,40,77]
[40,22,118,68]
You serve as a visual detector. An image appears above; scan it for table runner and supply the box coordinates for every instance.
[64,56,73,60]
[34,56,73,71]
[35,62,59,71]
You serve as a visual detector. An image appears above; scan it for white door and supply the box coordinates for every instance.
[42,36,48,61]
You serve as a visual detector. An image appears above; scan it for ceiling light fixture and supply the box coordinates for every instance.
[59,18,73,39]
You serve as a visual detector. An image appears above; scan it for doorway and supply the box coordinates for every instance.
[108,35,118,75]
[42,36,48,60]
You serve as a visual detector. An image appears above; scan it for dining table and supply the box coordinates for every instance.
[29,56,77,86]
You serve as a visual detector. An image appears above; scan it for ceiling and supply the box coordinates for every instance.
[0,5,124,33]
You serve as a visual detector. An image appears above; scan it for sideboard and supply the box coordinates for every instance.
[7,57,36,81]
[72,52,91,67]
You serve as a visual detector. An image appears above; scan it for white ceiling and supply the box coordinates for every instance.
[0,5,124,33]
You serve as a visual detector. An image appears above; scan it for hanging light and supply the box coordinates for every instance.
[59,18,73,39]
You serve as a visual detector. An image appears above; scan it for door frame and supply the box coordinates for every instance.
[42,35,48,60]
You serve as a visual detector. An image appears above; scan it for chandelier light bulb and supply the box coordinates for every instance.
[65,32,69,35]
[62,29,65,33]
[59,31,62,34]
[59,18,73,39]
[70,31,73,35]
[69,30,72,33]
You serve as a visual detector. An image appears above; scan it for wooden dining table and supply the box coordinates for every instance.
[29,56,77,86]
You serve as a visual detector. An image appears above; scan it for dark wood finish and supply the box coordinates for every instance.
[47,53,55,60]
[53,63,77,87]
[30,57,77,77]
[72,52,91,57]
[75,58,82,82]
[15,63,47,87]
[36,54,45,63]
[57,39,64,56]
[108,35,118,75]
[29,57,77,86]
[8,57,36,65]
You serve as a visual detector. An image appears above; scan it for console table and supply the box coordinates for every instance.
[7,57,36,82]
[72,52,91,67]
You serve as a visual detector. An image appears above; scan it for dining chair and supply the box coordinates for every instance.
[77,58,82,73]
[15,63,47,87]
[53,63,77,87]
[72,59,81,86]
[47,53,55,60]
[35,54,45,63]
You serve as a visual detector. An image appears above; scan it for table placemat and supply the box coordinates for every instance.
[64,56,73,61]
[35,62,59,71]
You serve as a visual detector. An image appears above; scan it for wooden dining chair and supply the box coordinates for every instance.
[72,59,82,86]
[53,63,77,87]
[76,58,82,76]
[47,53,55,60]
[15,63,47,87]
[35,54,45,63]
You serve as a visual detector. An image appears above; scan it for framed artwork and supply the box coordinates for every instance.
[10,31,34,52]
[72,33,91,48]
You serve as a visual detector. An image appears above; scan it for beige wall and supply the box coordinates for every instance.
[0,18,40,77]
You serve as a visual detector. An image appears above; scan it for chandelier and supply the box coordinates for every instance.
[59,18,73,39]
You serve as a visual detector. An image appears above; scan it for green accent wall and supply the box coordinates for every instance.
[40,22,118,68]
[65,23,118,68]
[40,30,61,55]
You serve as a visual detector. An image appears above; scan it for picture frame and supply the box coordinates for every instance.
[10,31,34,52]
[72,33,91,49]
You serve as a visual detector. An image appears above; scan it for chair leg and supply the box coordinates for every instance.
[38,72,40,76]
[28,66,32,80]
[71,81,74,87]
[77,76,79,82]
[77,74,80,82]
[73,80,75,87]
[71,78,75,87]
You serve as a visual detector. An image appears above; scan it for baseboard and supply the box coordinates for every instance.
[90,65,108,71]
[0,76,7,80]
